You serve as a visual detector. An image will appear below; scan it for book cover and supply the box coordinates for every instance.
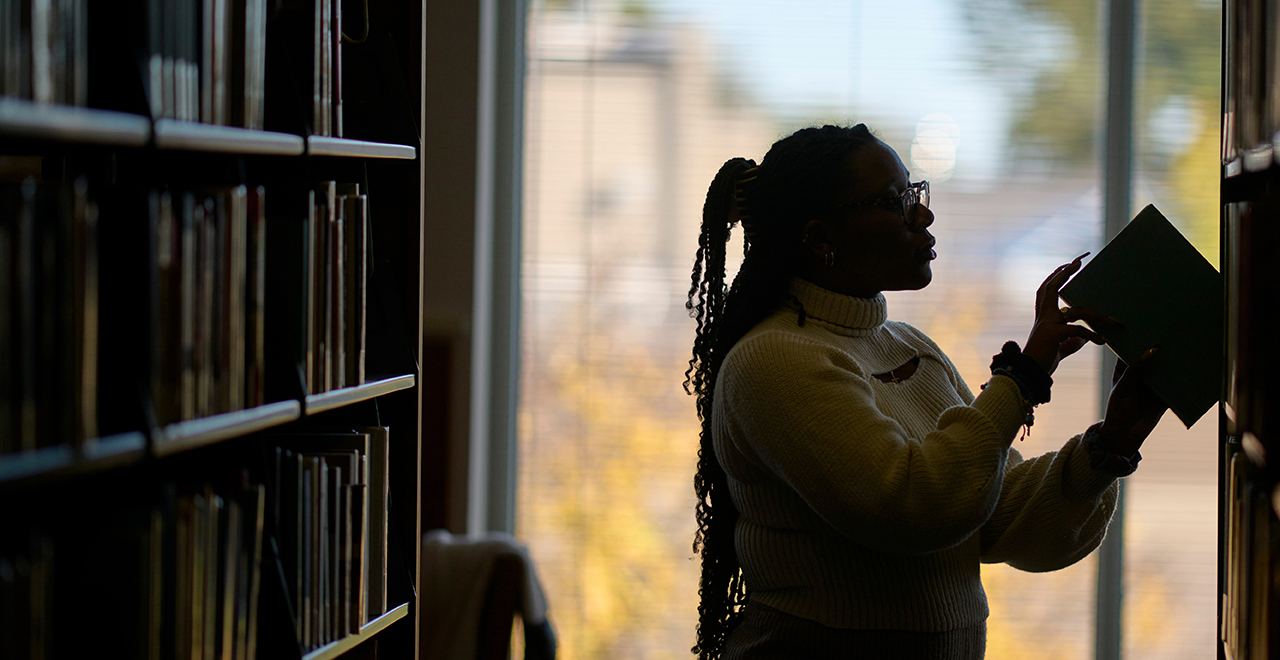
[1060,204,1223,427]
[364,426,388,619]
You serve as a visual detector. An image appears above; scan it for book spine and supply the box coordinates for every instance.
[203,490,220,660]
[304,189,317,395]
[16,179,36,450]
[71,177,96,445]
[201,0,214,122]
[218,497,239,660]
[243,484,265,660]
[180,192,196,421]
[0,190,13,453]
[251,0,266,129]
[228,186,246,412]
[30,0,49,103]
[325,0,335,136]
[246,186,265,408]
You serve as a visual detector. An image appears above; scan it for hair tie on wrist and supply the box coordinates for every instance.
[988,341,1052,405]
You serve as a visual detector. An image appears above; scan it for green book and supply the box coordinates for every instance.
[1059,204,1222,427]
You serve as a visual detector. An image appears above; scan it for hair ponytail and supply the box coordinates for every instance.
[686,125,877,659]
[686,156,756,660]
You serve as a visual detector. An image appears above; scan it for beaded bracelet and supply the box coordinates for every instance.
[989,341,1052,405]
[981,341,1052,440]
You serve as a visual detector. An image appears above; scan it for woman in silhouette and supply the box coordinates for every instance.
[686,124,1166,659]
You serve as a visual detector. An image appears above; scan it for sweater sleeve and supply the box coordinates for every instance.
[978,434,1120,571]
[717,329,1032,556]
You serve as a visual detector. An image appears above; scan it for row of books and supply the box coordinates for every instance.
[277,0,345,137]
[3,0,359,136]
[269,429,390,651]
[0,176,374,454]
[1222,450,1272,659]
[303,181,368,397]
[0,177,98,454]
[0,423,393,660]
[148,179,371,424]
[0,0,87,106]
[0,476,267,660]
[130,0,268,127]
[149,185,265,425]
[167,479,268,660]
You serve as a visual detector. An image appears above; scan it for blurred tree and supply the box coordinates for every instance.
[959,0,1218,168]
[959,0,1220,255]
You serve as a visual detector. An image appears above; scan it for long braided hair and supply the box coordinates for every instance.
[685,124,877,659]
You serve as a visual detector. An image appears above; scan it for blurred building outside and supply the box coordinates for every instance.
[517,2,1219,658]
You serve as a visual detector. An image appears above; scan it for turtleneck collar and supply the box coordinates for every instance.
[787,277,888,336]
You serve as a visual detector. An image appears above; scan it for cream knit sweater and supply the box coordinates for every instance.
[712,278,1120,632]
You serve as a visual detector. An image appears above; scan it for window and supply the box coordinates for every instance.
[516,1,1219,657]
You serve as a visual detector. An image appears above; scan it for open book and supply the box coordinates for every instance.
[1059,205,1223,427]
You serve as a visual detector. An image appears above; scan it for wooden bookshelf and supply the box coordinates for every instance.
[0,98,151,147]
[301,602,409,660]
[305,374,416,415]
[1219,2,1280,656]
[0,1,426,658]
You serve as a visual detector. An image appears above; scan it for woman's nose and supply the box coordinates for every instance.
[910,205,934,231]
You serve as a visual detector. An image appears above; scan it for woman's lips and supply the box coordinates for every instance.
[917,240,937,261]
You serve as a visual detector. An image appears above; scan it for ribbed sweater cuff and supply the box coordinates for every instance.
[1061,430,1121,501]
[972,375,1031,445]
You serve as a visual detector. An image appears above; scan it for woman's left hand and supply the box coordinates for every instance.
[1023,254,1108,375]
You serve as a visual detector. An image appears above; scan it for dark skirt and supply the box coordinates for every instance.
[723,601,986,660]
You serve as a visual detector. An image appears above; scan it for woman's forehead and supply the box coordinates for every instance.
[844,141,909,197]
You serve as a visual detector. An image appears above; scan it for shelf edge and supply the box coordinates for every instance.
[154,400,303,456]
[0,432,147,486]
[304,374,417,416]
[306,136,417,159]
[301,602,409,660]
[154,119,305,155]
[0,99,151,147]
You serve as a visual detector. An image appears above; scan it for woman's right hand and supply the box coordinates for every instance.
[1097,348,1168,456]
[1023,254,1107,375]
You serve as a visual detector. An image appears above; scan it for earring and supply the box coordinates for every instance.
[824,250,835,268]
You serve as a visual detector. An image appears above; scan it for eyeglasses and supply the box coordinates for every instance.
[838,180,930,222]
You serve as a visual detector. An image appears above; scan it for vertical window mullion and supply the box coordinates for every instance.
[1096,0,1139,656]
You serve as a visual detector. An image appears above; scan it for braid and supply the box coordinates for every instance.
[686,124,877,659]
